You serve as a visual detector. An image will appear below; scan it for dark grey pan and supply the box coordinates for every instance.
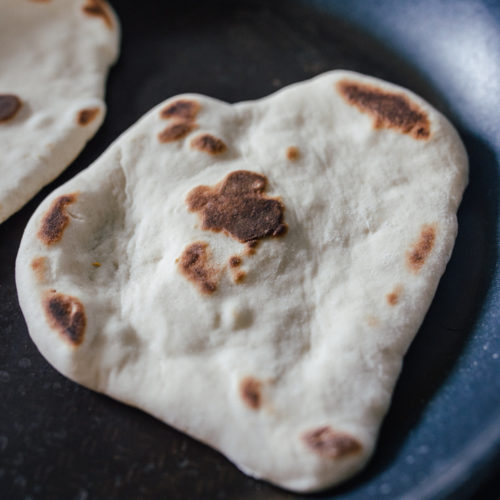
[1,1,499,498]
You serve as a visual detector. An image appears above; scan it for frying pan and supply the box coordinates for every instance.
[1,1,499,498]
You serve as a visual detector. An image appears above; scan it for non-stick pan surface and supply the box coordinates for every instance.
[1,1,499,498]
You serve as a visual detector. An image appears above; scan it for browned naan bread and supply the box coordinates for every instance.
[0,0,119,223]
[16,71,468,492]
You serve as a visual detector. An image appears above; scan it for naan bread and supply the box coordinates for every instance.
[16,71,468,492]
[0,0,119,223]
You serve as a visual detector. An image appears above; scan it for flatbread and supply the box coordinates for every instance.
[0,0,119,223]
[16,70,468,492]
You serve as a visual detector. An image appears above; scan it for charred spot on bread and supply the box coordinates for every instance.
[158,122,197,143]
[240,377,262,409]
[407,224,437,272]
[178,241,219,294]
[160,99,200,121]
[337,79,430,139]
[191,134,227,155]
[186,170,287,243]
[302,426,362,458]
[37,194,78,245]
[286,146,300,161]
[77,107,100,126]
[0,95,22,123]
[386,285,403,306]
[229,256,242,268]
[43,291,86,346]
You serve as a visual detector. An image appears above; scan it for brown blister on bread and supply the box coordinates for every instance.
[31,257,47,283]
[233,270,246,284]
[229,256,242,268]
[43,291,86,346]
[37,194,78,245]
[286,146,300,161]
[178,241,219,294]
[407,224,437,273]
[228,257,246,283]
[186,170,287,243]
[160,99,200,121]
[240,377,262,410]
[245,240,259,255]
[158,122,197,143]
[336,80,431,139]
[82,0,113,29]
[303,426,362,459]
[386,285,403,306]
[0,95,22,123]
[77,107,100,126]
[191,134,227,155]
